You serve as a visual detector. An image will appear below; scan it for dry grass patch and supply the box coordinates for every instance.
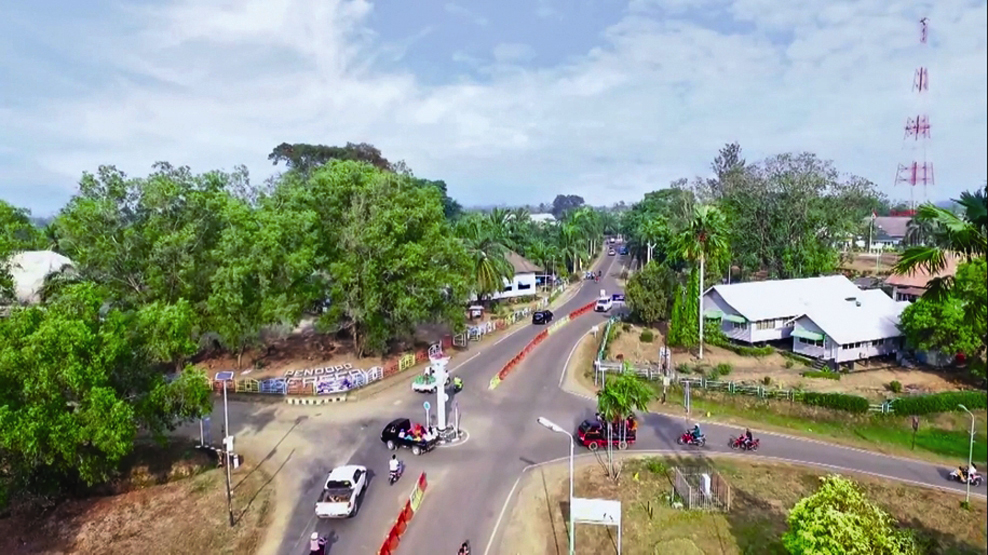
[840,252,901,274]
[500,456,988,555]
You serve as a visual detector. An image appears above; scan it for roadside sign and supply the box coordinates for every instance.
[423,401,431,411]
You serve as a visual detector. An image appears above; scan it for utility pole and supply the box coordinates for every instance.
[223,381,235,527]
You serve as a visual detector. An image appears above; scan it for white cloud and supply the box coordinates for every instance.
[3,0,986,213]
[444,2,489,26]
[492,43,536,64]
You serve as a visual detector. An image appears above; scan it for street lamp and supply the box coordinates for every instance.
[958,404,976,504]
[538,417,575,555]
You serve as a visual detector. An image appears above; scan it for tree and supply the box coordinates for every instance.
[625,262,678,325]
[0,283,211,502]
[668,268,700,348]
[313,162,471,356]
[456,215,515,300]
[268,142,393,173]
[717,152,883,279]
[137,299,201,373]
[596,366,654,476]
[783,475,918,555]
[411,178,462,221]
[671,205,728,358]
[550,194,585,218]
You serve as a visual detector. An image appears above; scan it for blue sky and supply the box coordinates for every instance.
[1,0,986,216]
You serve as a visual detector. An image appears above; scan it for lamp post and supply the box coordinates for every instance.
[958,404,976,504]
[538,417,575,555]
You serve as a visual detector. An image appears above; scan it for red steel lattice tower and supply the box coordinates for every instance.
[895,17,934,208]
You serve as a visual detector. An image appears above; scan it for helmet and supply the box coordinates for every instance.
[311,532,318,540]
[392,454,397,460]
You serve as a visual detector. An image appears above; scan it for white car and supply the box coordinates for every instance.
[315,465,367,518]
[594,297,613,312]
[411,374,450,393]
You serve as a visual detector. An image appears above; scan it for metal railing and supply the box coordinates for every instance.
[672,467,731,511]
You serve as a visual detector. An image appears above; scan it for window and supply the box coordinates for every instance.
[841,344,850,350]
[731,321,748,330]
[756,320,773,330]
[871,339,883,347]
[517,282,532,290]
[503,284,513,292]
[798,337,823,347]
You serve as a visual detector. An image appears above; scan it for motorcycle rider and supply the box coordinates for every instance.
[743,428,753,448]
[960,463,978,483]
[690,424,703,443]
[453,376,464,390]
[309,532,325,554]
[389,454,402,481]
[458,540,471,555]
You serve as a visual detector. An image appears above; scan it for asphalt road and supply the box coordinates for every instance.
[186,248,984,555]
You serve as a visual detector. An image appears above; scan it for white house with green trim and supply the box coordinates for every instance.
[702,275,863,344]
[791,289,910,364]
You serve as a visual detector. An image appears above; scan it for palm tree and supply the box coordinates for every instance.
[456,217,514,301]
[557,221,585,274]
[893,187,987,301]
[596,365,654,476]
[639,217,669,266]
[672,204,729,359]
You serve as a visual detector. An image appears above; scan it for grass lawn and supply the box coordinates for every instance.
[500,456,988,555]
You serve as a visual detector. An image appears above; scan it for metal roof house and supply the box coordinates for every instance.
[792,289,911,364]
[4,250,76,306]
[702,276,863,343]
[702,275,911,364]
[472,251,541,301]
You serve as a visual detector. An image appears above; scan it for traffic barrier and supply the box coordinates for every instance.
[379,473,428,555]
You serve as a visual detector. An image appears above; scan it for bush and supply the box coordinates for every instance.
[801,370,841,381]
[779,351,814,367]
[622,323,631,332]
[887,380,902,394]
[784,360,794,369]
[801,392,871,413]
[762,376,772,386]
[715,363,732,376]
[639,329,655,343]
[645,458,668,475]
[892,390,988,416]
[676,363,693,375]
[705,332,773,357]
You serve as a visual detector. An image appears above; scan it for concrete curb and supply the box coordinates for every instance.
[285,395,347,405]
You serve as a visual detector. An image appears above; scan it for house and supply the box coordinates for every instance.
[529,213,557,225]
[476,251,540,301]
[861,216,911,250]
[791,289,911,365]
[883,252,960,302]
[3,250,76,307]
[702,275,863,344]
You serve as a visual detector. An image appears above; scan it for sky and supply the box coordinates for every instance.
[0,0,986,216]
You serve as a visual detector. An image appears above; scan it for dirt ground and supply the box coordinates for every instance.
[839,252,901,275]
[498,456,988,555]
[0,443,272,555]
[605,326,965,401]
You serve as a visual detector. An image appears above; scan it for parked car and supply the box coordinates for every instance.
[381,418,439,455]
[532,310,553,325]
[608,249,616,256]
[315,465,367,518]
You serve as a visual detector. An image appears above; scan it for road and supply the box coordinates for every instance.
[188,248,984,555]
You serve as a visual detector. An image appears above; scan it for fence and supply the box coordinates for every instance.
[591,367,895,414]
[672,467,731,511]
[489,300,597,390]
[379,472,429,555]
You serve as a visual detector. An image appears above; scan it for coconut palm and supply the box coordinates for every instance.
[456,217,514,300]
[639,217,670,266]
[893,186,987,301]
[672,204,729,359]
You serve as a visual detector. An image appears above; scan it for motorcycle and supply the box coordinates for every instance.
[677,432,706,447]
[729,435,760,451]
[948,468,984,486]
[389,460,405,486]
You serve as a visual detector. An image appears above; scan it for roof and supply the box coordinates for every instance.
[506,251,541,274]
[326,465,365,483]
[7,250,76,305]
[530,213,556,223]
[868,216,911,238]
[703,275,862,322]
[796,289,910,344]
[884,252,961,289]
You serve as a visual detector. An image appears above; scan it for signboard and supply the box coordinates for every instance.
[214,371,235,381]
[611,293,625,302]
[423,401,431,411]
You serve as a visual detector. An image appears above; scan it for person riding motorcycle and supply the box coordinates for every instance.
[309,532,326,554]
[690,424,703,443]
[453,376,463,390]
[458,540,471,555]
[744,428,753,448]
[960,463,978,483]
[389,454,401,475]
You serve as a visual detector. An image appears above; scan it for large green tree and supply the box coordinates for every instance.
[0,284,211,502]
[625,261,679,325]
[783,475,918,555]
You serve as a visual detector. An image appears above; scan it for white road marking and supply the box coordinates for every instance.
[558,326,597,388]
[393,399,402,406]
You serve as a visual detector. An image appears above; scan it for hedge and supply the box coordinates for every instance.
[801,392,871,413]
[892,391,988,416]
[801,370,841,381]
[705,333,774,357]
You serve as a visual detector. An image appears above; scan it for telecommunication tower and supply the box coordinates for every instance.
[895,17,934,208]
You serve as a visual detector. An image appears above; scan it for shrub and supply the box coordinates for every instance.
[784,360,794,369]
[639,329,655,343]
[676,363,693,375]
[887,380,902,394]
[801,370,841,381]
[780,351,814,367]
[645,458,668,475]
[622,323,631,332]
[801,392,871,413]
[892,390,988,416]
[762,376,772,386]
[715,363,732,376]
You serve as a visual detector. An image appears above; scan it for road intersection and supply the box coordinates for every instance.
[195,251,984,555]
